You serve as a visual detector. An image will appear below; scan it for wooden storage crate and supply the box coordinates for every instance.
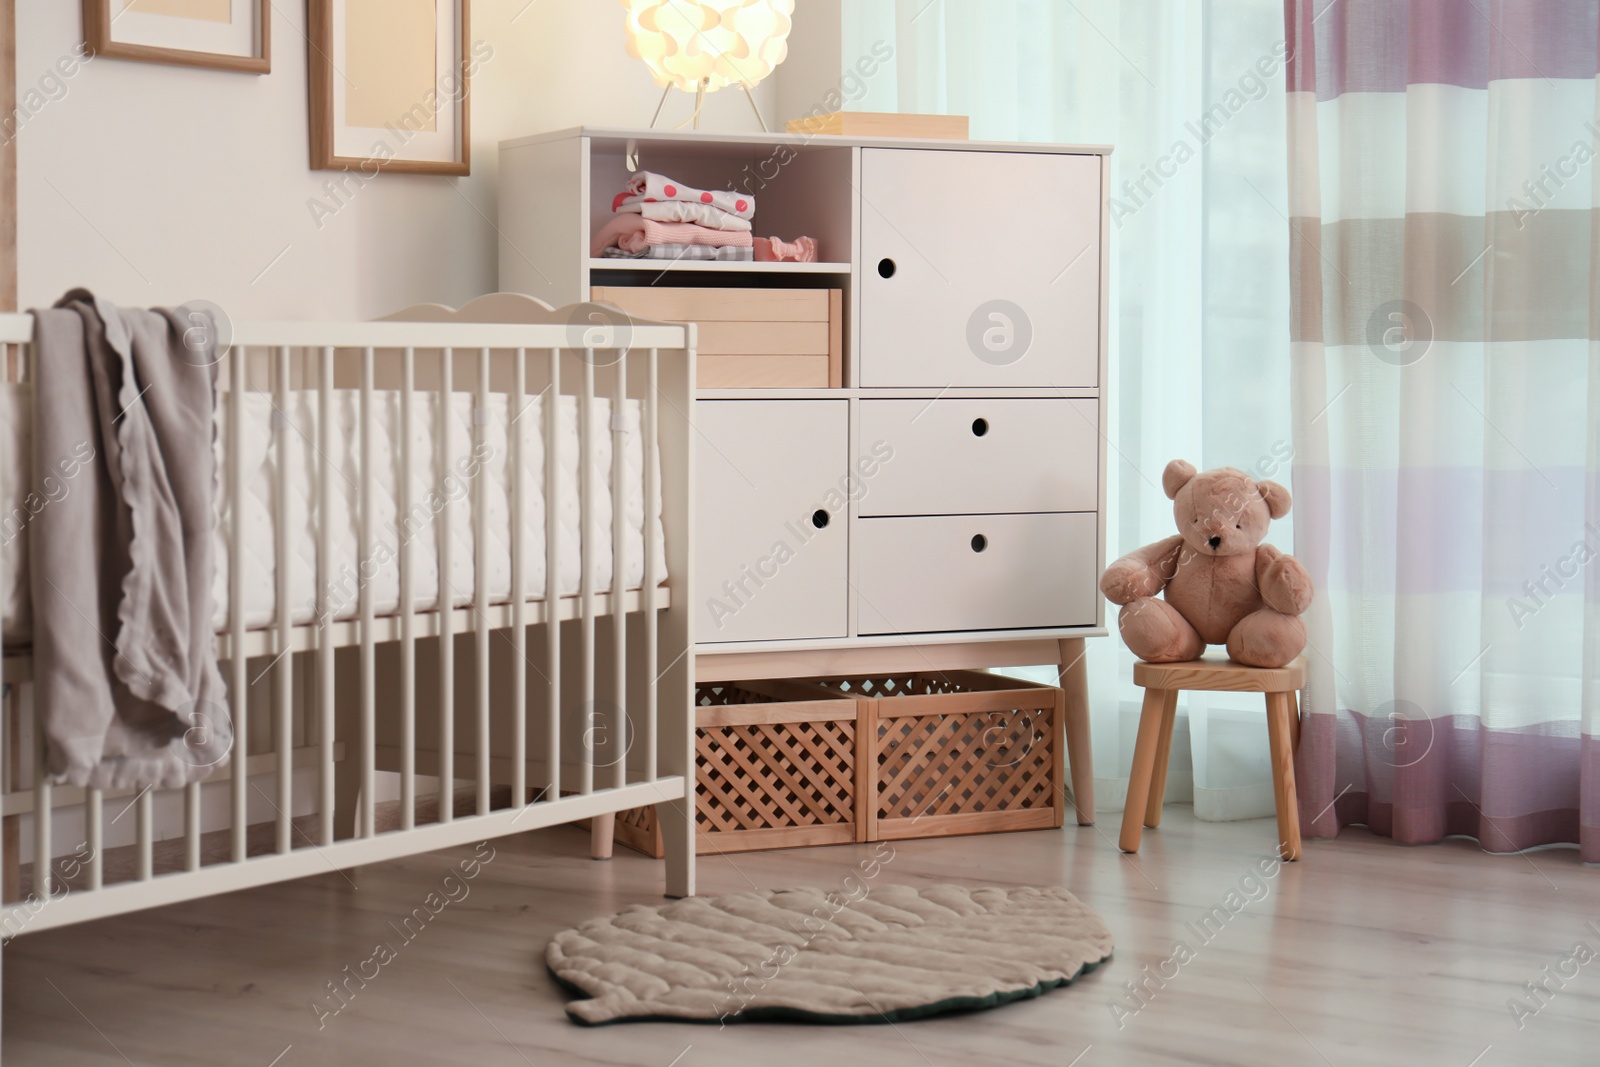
[591,286,842,389]
[611,680,866,857]
[793,671,1065,841]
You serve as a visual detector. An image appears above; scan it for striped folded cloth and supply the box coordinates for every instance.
[601,245,754,262]
[612,171,755,220]
[590,215,755,258]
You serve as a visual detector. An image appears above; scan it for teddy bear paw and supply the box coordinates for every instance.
[1119,599,1206,663]
[1225,609,1306,669]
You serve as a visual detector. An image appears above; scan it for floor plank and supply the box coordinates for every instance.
[2,808,1594,1066]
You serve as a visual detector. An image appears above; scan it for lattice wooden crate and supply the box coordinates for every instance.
[790,671,1065,841]
[610,680,866,858]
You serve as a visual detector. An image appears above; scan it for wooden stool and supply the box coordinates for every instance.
[1119,657,1306,861]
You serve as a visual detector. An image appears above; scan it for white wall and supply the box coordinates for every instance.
[13,0,777,320]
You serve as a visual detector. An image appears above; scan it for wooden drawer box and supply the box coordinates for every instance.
[611,680,866,857]
[591,286,842,389]
[791,671,1065,841]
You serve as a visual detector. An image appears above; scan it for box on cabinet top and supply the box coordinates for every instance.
[500,125,1113,158]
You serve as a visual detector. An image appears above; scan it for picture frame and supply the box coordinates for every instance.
[82,0,270,74]
[307,0,474,177]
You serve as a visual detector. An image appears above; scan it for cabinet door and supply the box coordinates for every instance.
[695,400,849,643]
[858,149,1101,388]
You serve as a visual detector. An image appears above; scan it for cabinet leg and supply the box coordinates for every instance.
[2,815,18,904]
[591,814,615,860]
[1143,689,1179,828]
[1119,687,1169,853]
[1057,638,1095,825]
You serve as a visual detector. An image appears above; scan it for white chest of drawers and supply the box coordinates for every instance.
[499,126,1109,824]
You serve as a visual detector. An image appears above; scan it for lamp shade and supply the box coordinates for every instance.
[621,0,795,93]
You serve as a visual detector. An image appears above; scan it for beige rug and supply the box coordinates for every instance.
[547,883,1113,1026]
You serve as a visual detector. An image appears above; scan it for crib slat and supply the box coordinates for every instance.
[318,346,336,846]
[400,348,417,830]
[580,358,596,796]
[545,348,561,803]
[229,345,248,864]
[360,346,376,837]
[475,347,491,816]
[275,345,293,854]
[184,781,201,872]
[439,347,455,822]
[32,779,50,898]
[644,348,659,782]
[510,349,527,810]
[610,350,628,793]
[136,789,153,881]
[85,786,102,890]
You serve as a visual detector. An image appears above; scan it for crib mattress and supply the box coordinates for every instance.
[0,383,666,640]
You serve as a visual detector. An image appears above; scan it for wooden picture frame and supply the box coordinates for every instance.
[307,0,472,176]
[83,0,270,74]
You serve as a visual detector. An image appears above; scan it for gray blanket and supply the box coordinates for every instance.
[28,290,230,790]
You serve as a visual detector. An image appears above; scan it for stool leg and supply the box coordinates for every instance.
[1119,688,1171,853]
[1265,692,1302,861]
[1143,689,1180,828]
[1058,638,1095,825]
[1288,689,1302,753]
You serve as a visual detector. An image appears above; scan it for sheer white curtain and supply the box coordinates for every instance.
[842,0,1295,816]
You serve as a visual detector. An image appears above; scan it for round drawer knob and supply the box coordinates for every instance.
[877,258,897,279]
[971,534,988,553]
[812,509,831,530]
[971,417,989,437]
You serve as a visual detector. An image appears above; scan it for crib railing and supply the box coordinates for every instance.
[0,305,697,937]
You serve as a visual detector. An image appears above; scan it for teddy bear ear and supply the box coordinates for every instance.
[1162,459,1197,500]
[1257,480,1292,519]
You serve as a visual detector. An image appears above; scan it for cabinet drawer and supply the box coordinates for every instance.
[858,149,1101,388]
[859,398,1098,516]
[855,513,1098,635]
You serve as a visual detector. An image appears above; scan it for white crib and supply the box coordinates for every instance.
[0,296,697,1020]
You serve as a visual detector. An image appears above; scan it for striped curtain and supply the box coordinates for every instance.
[1286,0,1600,860]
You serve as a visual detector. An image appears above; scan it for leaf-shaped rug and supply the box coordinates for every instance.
[548,883,1113,1025]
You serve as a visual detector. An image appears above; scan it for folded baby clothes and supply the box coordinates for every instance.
[754,235,820,263]
[602,245,755,262]
[614,171,755,221]
[616,199,753,232]
[590,214,756,257]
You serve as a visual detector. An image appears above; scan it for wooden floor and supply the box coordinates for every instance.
[2,808,1594,1066]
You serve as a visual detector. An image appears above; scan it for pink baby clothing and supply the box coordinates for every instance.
[590,214,755,257]
[616,199,752,232]
[754,236,820,263]
[614,171,755,220]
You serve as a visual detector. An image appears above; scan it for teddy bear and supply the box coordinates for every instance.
[1099,460,1313,669]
